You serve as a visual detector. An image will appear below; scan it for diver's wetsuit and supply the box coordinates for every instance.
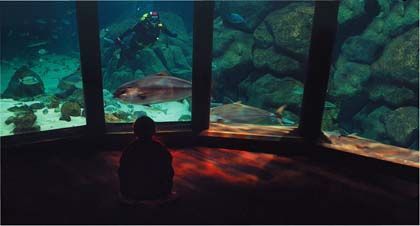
[116,13,177,68]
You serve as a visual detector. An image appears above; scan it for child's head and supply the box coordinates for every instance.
[133,116,156,139]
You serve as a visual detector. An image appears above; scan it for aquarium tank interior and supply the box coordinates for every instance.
[0,0,418,152]
[322,0,419,150]
[98,1,193,124]
[210,1,314,127]
[1,1,86,137]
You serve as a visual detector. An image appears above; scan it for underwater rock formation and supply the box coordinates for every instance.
[135,48,168,75]
[361,0,418,45]
[322,105,340,132]
[212,21,254,100]
[384,106,419,147]
[337,0,366,25]
[341,35,382,64]
[253,3,314,59]
[371,27,419,87]
[2,66,45,99]
[61,101,81,117]
[353,105,392,142]
[154,45,192,80]
[244,74,304,114]
[252,47,300,75]
[330,59,371,99]
[105,66,136,92]
[368,83,416,107]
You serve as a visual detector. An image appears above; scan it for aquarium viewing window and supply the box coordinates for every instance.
[0,1,86,137]
[1,1,418,168]
[321,0,419,151]
[98,1,194,125]
[209,1,314,133]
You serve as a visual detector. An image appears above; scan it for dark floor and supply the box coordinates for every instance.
[2,146,419,224]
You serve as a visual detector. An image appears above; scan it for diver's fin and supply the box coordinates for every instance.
[275,105,287,117]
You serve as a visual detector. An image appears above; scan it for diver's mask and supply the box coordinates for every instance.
[149,11,160,27]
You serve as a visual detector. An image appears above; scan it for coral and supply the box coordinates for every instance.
[10,110,38,134]
[61,102,81,117]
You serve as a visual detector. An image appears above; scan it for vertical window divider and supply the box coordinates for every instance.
[191,1,215,134]
[76,1,106,138]
[299,1,339,143]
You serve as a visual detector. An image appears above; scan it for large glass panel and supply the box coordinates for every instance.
[98,1,193,123]
[210,1,314,129]
[322,0,419,150]
[1,2,86,137]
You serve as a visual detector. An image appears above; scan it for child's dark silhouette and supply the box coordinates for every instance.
[118,116,174,201]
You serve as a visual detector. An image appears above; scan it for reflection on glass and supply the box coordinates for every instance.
[98,1,193,123]
[0,2,85,137]
[323,0,419,150]
[210,1,314,127]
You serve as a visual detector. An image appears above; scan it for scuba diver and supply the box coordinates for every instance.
[114,11,178,68]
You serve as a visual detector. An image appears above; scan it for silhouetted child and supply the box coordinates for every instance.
[118,116,174,204]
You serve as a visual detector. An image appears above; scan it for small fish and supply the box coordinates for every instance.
[42,109,48,115]
[51,34,59,40]
[222,13,252,33]
[210,102,286,125]
[38,48,47,55]
[19,76,39,85]
[7,30,13,37]
[223,13,246,24]
[113,71,192,105]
